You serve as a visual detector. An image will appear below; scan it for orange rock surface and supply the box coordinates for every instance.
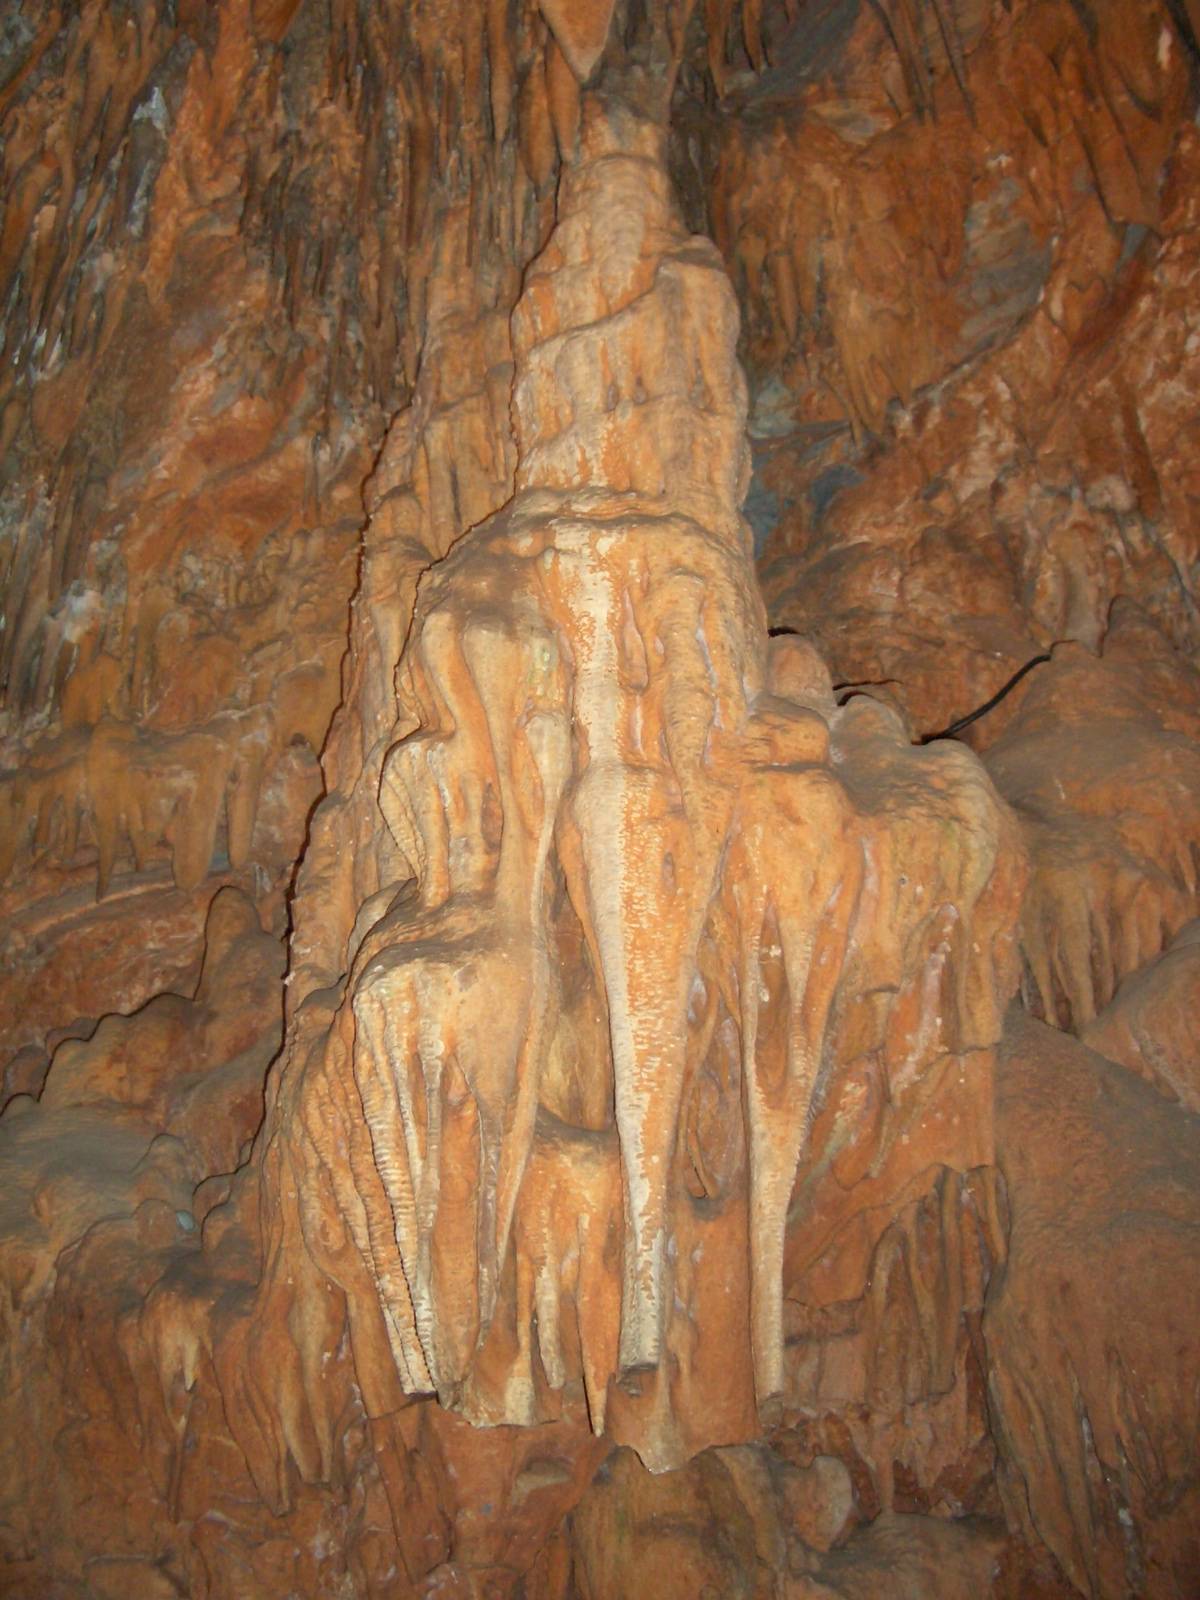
[0,0,1197,1596]
[988,1012,1200,1597]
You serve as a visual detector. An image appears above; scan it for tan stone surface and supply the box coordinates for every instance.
[243,98,1025,1500]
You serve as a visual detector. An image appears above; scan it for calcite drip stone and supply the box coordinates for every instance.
[5,2,1200,1592]
[259,94,1025,1475]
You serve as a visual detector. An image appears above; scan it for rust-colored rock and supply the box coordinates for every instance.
[987,1012,1200,1598]
[982,612,1200,1031]
[0,0,1198,1595]
[1081,920,1200,1112]
[732,0,1200,742]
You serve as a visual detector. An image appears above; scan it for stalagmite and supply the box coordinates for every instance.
[255,94,1026,1471]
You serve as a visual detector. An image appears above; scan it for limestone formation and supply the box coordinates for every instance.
[984,617,1200,1031]
[1081,920,1200,1112]
[238,102,1026,1489]
[1,0,1198,1597]
[988,1013,1200,1598]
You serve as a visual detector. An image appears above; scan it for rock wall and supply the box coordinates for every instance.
[1,1,1198,1597]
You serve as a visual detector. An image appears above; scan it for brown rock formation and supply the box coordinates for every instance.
[983,608,1200,1030]
[987,1012,1200,1598]
[1081,919,1200,1111]
[724,0,1200,740]
[279,101,1025,1484]
[1,0,1198,1596]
